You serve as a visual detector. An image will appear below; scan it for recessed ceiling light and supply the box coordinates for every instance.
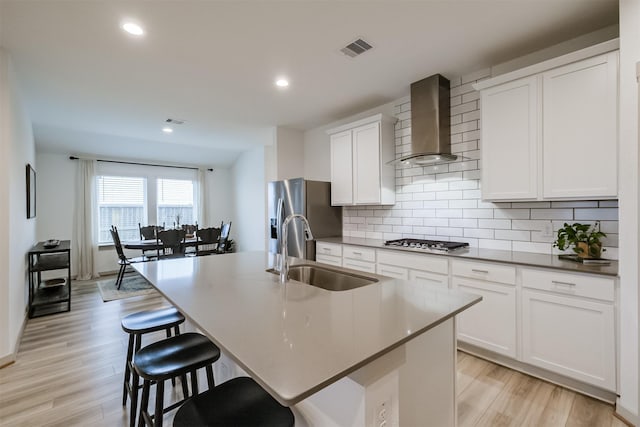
[122,22,144,36]
[275,78,289,88]
[162,127,173,134]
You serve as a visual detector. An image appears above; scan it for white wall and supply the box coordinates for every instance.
[0,49,36,362]
[617,0,640,423]
[230,147,266,252]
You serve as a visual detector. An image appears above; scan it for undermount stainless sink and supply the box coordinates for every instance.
[267,264,378,291]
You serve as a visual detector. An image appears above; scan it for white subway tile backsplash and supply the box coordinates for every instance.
[412,226,437,235]
[402,217,424,226]
[512,241,552,254]
[530,209,573,220]
[436,209,463,218]
[550,201,598,208]
[494,209,530,219]
[449,180,478,191]
[450,218,478,228]
[463,209,494,219]
[478,219,511,229]
[574,208,619,221]
[465,228,494,239]
[448,161,478,173]
[449,200,478,209]
[511,219,550,231]
[436,191,463,200]
[436,227,463,237]
[346,71,618,256]
[494,229,530,241]
[424,218,450,227]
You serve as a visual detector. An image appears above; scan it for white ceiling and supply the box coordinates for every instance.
[0,0,618,168]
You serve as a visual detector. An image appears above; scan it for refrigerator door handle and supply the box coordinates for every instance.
[276,197,285,243]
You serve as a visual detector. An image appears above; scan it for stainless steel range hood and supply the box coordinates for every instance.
[392,74,456,165]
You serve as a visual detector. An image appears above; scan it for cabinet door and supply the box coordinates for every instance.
[330,130,353,205]
[522,289,615,391]
[453,278,517,357]
[352,122,381,204]
[542,52,618,199]
[480,76,539,200]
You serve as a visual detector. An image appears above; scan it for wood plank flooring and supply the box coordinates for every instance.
[0,278,628,426]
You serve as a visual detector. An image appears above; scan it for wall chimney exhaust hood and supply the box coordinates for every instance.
[391,74,458,166]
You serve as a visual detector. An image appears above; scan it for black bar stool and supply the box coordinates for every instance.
[121,307,186,427]
[173,377,294,427]
[134,332,221,427]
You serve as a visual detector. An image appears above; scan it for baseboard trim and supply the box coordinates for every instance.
[0,309,28,370]
[615,404,638,426]
[458,342,617,404]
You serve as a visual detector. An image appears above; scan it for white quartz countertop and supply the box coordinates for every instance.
[133,251,480,406]
[318,237,619,277]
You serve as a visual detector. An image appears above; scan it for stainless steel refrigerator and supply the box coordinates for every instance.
[268,178,342,261]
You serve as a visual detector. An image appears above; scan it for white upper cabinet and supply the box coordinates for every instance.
[475,43,619,201]
[542,52,618,199]
[327,114,395,206]
[480,76,539,200]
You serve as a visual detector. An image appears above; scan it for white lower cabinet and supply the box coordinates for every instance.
[376,249,449,287]
[521,269,616,391]
[376,264,408,280]
[453,277,517,358]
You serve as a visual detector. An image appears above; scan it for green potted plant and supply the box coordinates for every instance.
[553,222,607,259]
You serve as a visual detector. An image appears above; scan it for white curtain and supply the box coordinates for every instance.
[198,168,208,226]
[74,159,99,280]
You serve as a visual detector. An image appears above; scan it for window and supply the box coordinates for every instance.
[97,176,146,243]
[157,178,195,227]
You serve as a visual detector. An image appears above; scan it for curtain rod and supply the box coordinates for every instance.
[69,156,213,172]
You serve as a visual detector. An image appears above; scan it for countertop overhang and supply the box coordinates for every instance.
[318,237,619,277]
[132,251,480,406]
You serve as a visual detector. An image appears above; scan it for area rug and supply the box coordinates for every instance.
[97,273,158,302]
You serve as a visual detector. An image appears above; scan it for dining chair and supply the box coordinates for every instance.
[138,224,164,257]
[110,226,154,289]
[156,229,187,259]
[215,222,232,254]
[193,227,221,256]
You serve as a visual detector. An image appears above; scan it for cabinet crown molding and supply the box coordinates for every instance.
[473,38,619,91]
[326,113,396,135]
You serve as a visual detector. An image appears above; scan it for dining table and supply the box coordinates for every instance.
[123,237,200,251]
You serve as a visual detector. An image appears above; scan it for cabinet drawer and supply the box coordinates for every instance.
[451,260,516,285]
[377,249,448,275]
[316,242,342,257]
[521,269,615,302]
[377,264,409,280]
[342,258,376,274]
[343,245,376,262]
[315,254,342,267]
[409,270,448,288]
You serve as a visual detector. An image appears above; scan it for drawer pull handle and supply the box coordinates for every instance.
[322,247,331,251]
[552,280,576,287]
[471,269,489,274]
[352,251,362,255]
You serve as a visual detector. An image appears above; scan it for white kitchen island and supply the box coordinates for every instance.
[133,251,480,426]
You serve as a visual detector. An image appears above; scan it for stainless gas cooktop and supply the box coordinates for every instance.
[384,238,469,252]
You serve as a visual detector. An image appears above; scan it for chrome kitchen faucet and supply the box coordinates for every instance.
[279,214,314,284]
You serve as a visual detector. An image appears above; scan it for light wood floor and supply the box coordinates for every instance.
[0,278,628,426]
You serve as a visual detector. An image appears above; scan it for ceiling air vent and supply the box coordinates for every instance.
[165,118,185,125]
[340,38,373,58]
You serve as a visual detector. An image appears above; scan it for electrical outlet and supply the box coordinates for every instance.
[543,222,553,237]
